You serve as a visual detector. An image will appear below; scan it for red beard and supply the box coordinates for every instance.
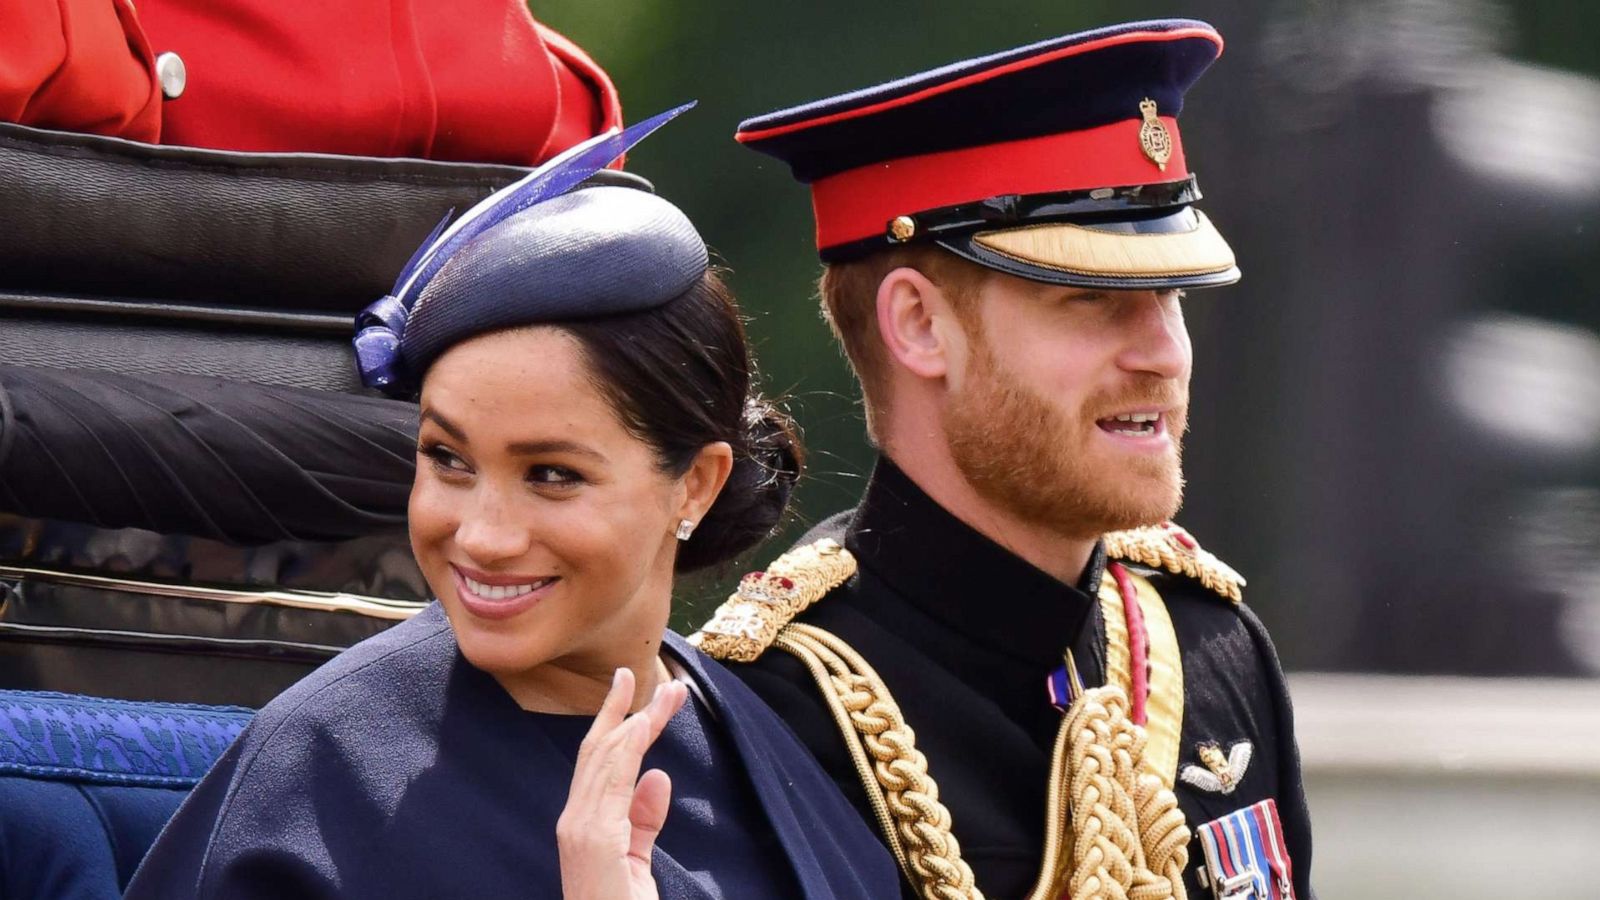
[943,336,1187,540]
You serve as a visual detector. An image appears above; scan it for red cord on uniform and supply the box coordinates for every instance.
[1109,561,1150,725]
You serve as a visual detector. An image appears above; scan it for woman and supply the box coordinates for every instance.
[123,114,898,899]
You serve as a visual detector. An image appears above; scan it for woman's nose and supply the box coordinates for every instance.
[453,492,532,565]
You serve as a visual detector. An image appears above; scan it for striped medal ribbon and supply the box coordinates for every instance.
[1195,799,1297,900]
[1046,650,1085,711]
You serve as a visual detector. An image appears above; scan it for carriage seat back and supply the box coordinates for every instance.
[0,689,252,899]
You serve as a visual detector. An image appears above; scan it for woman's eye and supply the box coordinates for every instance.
[528,465,583,487]
[420,445,470,474]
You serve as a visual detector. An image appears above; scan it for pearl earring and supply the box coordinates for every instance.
[675,519,696,541]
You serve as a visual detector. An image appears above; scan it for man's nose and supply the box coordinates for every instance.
[1116,291,1191,380]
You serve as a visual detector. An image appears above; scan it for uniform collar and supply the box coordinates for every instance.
[844,456,1104,669]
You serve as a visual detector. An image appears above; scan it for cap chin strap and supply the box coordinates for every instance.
[818,175,1202,264]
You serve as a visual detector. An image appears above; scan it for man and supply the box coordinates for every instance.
[692,19,1313,900]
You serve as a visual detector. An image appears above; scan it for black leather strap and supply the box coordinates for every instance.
[0,122,642,315]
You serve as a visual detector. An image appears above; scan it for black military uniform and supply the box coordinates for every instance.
[715,460,1313,899]
[695,18,1314,900]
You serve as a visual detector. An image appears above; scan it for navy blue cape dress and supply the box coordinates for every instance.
[122,603,897,899]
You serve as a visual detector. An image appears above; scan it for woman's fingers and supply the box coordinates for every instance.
[557,669,687,900]
[566,669,645,823]
[627,769,673,864]
[576,667,634,766]
[568,672,688,822]
[592,680,684,818]
[640,682,688,746]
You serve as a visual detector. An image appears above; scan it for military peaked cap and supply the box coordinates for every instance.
[736,19,1240,290]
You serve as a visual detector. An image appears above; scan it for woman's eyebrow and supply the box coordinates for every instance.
[420,408,467,442]
[507,439,608,462]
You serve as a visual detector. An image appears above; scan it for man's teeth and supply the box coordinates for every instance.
[463,575,552,600]
[1102,412,1161,435]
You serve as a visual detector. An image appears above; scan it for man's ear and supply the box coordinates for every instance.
[875,266,969,383]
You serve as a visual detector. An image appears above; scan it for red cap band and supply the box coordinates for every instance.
[809,115,1189,251]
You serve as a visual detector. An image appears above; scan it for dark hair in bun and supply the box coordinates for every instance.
[560,269,803,571]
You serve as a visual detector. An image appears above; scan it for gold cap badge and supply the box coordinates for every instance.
[888,215,917,242]
[1138,97,1172,171]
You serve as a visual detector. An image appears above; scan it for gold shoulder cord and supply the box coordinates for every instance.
[776,624,983,900]
[691,525,1244,900]
[692,540,982,900]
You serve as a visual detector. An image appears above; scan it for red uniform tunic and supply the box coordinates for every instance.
[0,0,617,164]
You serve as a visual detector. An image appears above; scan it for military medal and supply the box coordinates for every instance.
[1138,97,1172,170]
[1045,650,1086,710]
[1195,800,1297,900]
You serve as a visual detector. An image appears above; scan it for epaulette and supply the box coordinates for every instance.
[688,538,857,663]
[1103,522,1245,603]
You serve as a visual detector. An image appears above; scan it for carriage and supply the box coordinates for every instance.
[0,96,655,897]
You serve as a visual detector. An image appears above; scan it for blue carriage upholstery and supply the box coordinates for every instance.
[0,689,252,899]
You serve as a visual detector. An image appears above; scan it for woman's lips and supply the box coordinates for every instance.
[449,564,560,620]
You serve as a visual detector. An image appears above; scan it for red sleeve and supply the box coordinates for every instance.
[533,20,623,165]
[139,0,620,165]
[0,0,161,142]
[531,20,617,157]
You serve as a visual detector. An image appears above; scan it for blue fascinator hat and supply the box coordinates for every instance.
[353,103,708,396]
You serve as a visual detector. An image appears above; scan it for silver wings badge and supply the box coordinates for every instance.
[1179,741,1253,795]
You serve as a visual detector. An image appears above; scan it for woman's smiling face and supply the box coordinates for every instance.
[409,326,693,693]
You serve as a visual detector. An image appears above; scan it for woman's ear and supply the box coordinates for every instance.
[676,441,734,529]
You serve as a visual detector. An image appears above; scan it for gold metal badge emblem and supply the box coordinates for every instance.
[1138,97,1172,171]
[888,215,917,242]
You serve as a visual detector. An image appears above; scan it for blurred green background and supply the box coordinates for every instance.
[535,0,1600,681]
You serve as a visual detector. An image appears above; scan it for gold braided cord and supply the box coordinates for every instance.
[695,535,1203,900]
[1026,706,1076,900]
[1051,685,1191,900]
[770,631,913,882]
[777,623,983,900]
[774,620,1191,900]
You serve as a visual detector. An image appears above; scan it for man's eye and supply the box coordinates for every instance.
[420,445,470,474]
[528,465,583,487]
